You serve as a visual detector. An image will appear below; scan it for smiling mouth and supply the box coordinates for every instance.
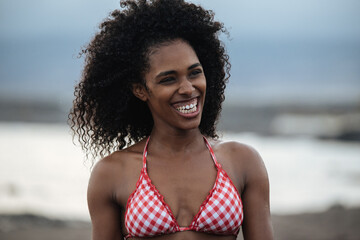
[173,98,198,114]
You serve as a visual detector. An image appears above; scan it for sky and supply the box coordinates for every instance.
[1,0,359,40]
[0,0,359,105]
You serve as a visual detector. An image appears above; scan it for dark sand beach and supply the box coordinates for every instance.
[1,205,359,240]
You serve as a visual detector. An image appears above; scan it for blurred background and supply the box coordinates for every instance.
[0,0,359,239]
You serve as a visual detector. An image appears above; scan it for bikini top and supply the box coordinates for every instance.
[124,137,243,239]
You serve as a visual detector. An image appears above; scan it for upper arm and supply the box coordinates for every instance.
[87,159,123,240]
[236,145,274,240]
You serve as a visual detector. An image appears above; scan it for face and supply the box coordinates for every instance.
[133,39,206,133]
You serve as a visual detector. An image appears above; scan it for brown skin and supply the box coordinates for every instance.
[87,40,274,240]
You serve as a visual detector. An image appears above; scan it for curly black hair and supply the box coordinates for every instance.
[69,0,230,158]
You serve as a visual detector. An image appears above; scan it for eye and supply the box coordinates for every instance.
[159,76,176,84]
[189,69,203,78]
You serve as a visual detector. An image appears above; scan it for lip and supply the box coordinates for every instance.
[171,97,201,118]
[171,96,199,107]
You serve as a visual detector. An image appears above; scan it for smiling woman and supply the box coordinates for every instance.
[69,0,273,239]
[133,40,207,131]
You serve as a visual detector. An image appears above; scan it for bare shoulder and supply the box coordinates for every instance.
[89,151,126,185]
[210,138,268,184]
[92,139,145,173]
[88,139,146,201]
[211,139,263,166]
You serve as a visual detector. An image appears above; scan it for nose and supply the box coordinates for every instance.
[178,78,195,95]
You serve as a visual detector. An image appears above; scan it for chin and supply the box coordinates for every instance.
[176,117,202,131]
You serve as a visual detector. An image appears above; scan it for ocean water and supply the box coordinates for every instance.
[0,123,359,221]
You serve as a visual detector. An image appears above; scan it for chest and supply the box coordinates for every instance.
[124,159,244,238]
[119,146,245,238]
[145,152,218,222]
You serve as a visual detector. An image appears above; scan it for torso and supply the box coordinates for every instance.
[101,136,248,239]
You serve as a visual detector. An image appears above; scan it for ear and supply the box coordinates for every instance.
[132,83,148,102]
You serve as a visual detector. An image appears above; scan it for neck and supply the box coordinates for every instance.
[148,126,205,154]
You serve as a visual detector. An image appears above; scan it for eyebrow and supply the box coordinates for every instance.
[188,63,202,70]
[155,63,202,78]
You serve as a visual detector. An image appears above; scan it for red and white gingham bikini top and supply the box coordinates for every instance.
[124,137,243,239]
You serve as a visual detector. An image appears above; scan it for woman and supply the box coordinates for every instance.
[70,0,273,239]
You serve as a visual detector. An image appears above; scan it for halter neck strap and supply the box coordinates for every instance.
[142,136,151,169]
[202,136,220,167]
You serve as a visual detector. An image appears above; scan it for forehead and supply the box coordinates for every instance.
[146,40,200,74]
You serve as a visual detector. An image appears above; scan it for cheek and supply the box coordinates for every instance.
[147,89,172,108]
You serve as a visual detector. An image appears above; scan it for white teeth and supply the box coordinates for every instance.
[177,106,196,114]
[175,99,198,114]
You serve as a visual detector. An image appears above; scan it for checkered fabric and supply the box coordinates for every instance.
[124,136,243,239]
[191,169,243,235]
[125,171,178,238]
